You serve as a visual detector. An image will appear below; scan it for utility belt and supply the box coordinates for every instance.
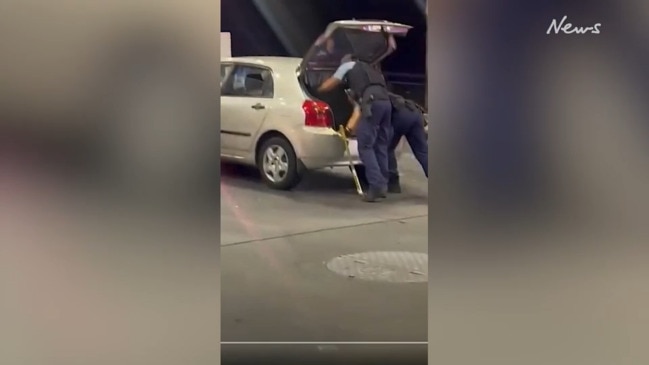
[347,86,382,101]
[391,98,427,128]
[404,99,424,113]
[410,104,428,128]
[360,84,388,101]
[346,84,388,118]
[360,96,375,118]
[365,85,390,116]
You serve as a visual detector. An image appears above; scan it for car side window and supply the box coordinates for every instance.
[221,64,234,87]
[222,65,274,98]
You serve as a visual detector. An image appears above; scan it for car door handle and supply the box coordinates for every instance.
[251,103,265,110]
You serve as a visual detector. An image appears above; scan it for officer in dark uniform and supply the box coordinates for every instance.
[386,92,429,193]
[318,55,392,202]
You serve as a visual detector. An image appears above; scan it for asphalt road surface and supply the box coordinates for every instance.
[221,150,429,343]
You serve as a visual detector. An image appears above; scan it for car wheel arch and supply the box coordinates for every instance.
[255,130,300,163]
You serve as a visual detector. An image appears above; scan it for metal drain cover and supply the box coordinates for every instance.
[326,251,428,283]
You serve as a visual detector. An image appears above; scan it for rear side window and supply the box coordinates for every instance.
[222,64,274,98]
[221,64,234,87]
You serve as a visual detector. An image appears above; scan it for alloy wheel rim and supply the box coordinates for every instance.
[262,145,289,183]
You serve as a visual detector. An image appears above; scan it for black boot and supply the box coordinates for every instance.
[379,187,388,198]
[362,188,384,202]
[388,174,402,193]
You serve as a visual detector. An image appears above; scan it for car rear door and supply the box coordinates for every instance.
[220,62,274,154]
[300,20,412,72]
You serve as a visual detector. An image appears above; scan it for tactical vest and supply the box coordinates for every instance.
[345,61,389,103]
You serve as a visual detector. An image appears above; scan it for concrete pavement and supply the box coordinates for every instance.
[221,152,429,342]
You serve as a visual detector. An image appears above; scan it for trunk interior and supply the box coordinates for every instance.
[295,20,413,136]
[300,70,354,133]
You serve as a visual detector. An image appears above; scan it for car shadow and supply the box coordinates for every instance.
[221,163,361,193]
[220,163,429,207]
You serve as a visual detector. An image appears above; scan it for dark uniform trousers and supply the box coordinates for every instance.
[388,107,428,178]
[356,99,393,190]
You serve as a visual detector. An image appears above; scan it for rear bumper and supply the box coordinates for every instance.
[294,126,355,169]
[294,127,404,170]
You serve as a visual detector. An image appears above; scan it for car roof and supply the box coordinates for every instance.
[222,56,302,70]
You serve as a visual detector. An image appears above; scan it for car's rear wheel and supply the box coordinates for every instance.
[257,136,302,190]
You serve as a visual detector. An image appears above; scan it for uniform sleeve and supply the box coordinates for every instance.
[332,61,355,81]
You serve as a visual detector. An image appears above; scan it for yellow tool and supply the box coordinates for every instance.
[338,125,364,196]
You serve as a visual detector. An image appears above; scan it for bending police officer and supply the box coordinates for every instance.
[318,55,392,202]
[387,92,428,193]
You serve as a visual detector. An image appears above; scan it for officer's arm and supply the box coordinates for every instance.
[345,103,362,133]
[318,61,354,93]
[318,77,341,93]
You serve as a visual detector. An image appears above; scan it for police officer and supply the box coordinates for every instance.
[318,55,392,202]
[386,92,428,193]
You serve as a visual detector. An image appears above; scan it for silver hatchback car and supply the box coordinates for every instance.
[220,20,412,190]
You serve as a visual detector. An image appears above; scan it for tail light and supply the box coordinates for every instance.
[302,100,333,128]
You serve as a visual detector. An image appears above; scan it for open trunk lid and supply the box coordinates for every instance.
[299,20,412,72]
[298,20,413,136]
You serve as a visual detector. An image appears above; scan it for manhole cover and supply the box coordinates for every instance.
[326,251,428,283]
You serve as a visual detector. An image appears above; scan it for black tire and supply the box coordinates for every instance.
[256,136,303,190]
